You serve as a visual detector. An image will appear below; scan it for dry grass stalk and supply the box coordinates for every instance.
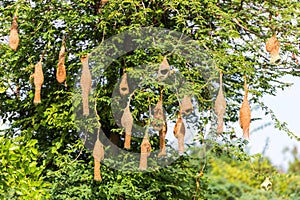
[93,138,104,181]
[152,93,164,131]
[119,73,129,96]
[9,15,19,51]
[56,40,66,83]
[31,61,44,104]
[121,106,133,149]
[214,72,226,134]
[80,56,92,116]
[139,134,151,170]
[157,56,170,81]
[266,34,280,64]
[158,122,167,157]
[173,113,185,154]
[181,95,193,115]
[239,77,251,140]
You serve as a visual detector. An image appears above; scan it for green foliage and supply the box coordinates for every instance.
[0,0,300,199]
[0,136,49,199]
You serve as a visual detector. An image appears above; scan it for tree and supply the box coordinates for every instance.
[0,0,299,199]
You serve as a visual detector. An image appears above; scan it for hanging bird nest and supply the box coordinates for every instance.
[266,34,281,64]
[152,98,164,131]
[239,77,251,140]
[93,138,104,181]
[9,15,19,51]
[214,72,226,134]
[181,95,193,116]
[157,56,171,81]
[119,73,129,96]
[56,39,66,83]
[139,133,151,170]
[31,61,44,104]
[80,55,92,116]
[173,113,185,154]
[121,105,133,149]
[158,122,167,157]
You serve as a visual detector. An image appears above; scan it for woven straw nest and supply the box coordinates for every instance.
[119,73,129,96]
[80,56,92,116]
[239,79,251,140]
[214,72,226,134]
[152,99,164,131]
[157,56,171,81]
[266,35,281,64]
[32,61,44,104]
[139,135,151,170]
[56,40,66,83]
[9,15,19,51]
[173,114,185,154]
[181,95,193,116]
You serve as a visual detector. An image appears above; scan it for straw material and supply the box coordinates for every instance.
[181,95,193,115]
[9,15,19,51]
[266,34,280,64]
[214,72,226,134]
[158,122,167,157]
[80,56,92,116]
[56,40,66,83]
[93,138,104,162]
[93,138,104,181]
[119,73,129,96]
[33,61,44,104]
[121,106,133,149]
[94,158,102,181]
[152,98,164,131]
[101,0,108,5]
[173,114,185,153]
[239,78,251,140]
[157,56,170,81]
[139,135,151,170]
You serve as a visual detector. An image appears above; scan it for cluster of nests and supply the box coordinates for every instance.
[7,4,298,181]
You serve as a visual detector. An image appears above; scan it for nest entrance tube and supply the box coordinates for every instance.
[121,105,133,149]
[93,138,104,181]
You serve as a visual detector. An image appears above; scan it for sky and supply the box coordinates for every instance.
[247,75,300,171]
